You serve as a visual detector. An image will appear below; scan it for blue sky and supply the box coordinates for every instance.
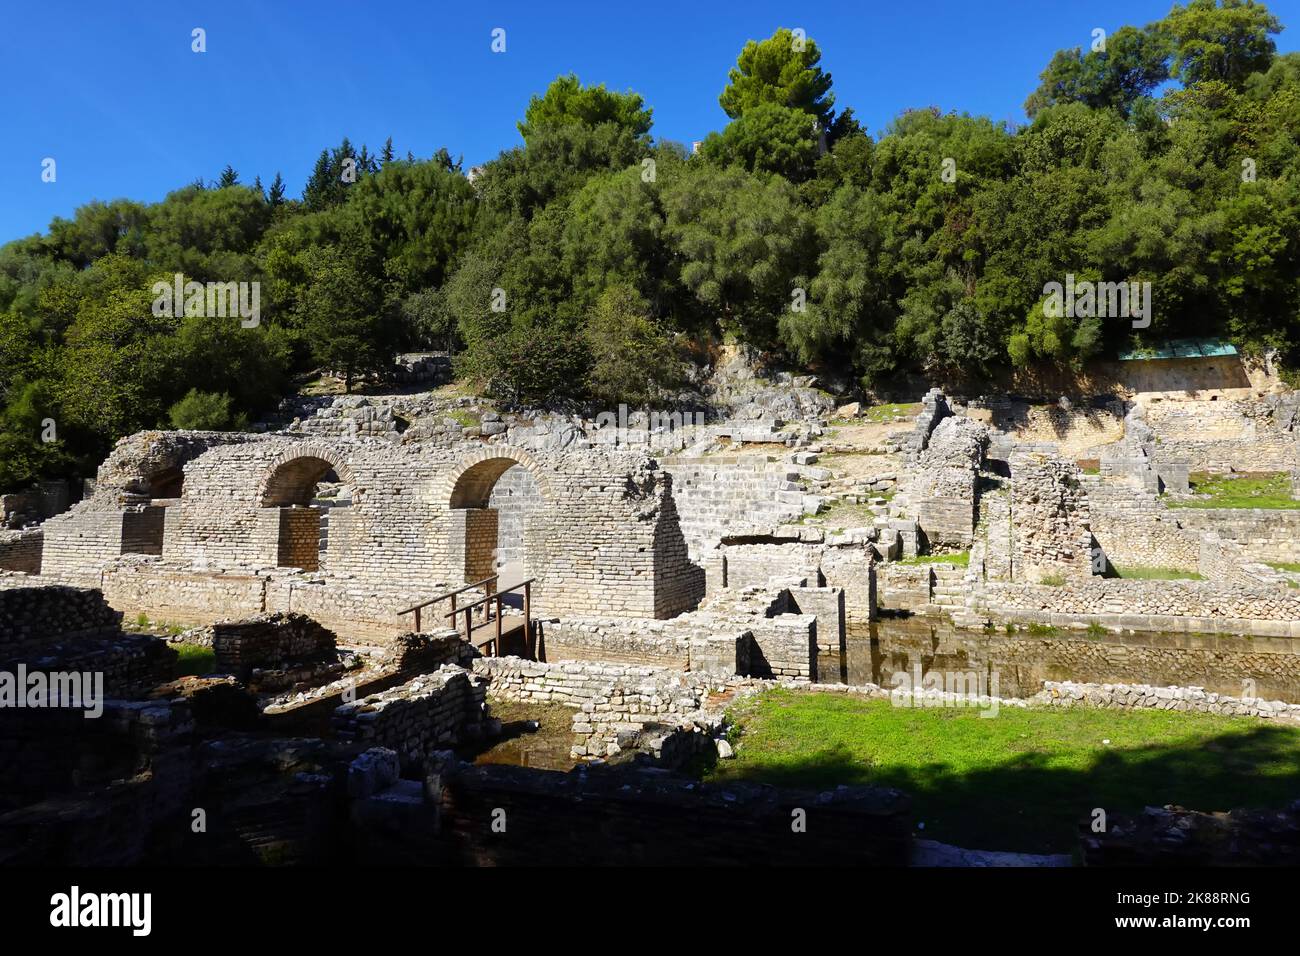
[3,0,1299,242]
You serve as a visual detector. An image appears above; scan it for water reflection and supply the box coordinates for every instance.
[817,617,1300,704]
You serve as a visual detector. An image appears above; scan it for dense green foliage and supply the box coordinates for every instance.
[3,1,1299,490]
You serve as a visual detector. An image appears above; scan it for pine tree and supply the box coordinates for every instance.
[217,164,239,187]
[381,137,395,164]
[303,150,333,209]
[268,172,286,207]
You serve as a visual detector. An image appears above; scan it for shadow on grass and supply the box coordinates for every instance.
[711,723,1300,854]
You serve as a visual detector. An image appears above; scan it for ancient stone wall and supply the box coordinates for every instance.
[1139,397,1299,473]
[95,562,270,627]
[38,434,706,628]
[423,757,912,866]
[1083,474,1202,571]
[0,529,42,574]
[878,563,934,609]
[0,586,123,658]
[1008,453,1094,582]
[377,631,470,673]
[1173,507,1300,565]
[659,455,806,560]
[912,415,988,548]
[747,615,818,680]
[121,506,166,555]
[0,696,194,819]
[652,482,706,617]
[332,664,488,769]
[487,464,542,568]
[1037,679,1300,720]
[1080,801,1300,867]
[540,620,695,668]
[817,546,876,625]
[472,657,712,757]
[722,541,823,589]
[210,612,337,677]
[898,388,951,463]
[42,511,133,585]
[0,586,174,696]
[979,579,1300,637]
[786,586,845,652]
[276,507,320,571]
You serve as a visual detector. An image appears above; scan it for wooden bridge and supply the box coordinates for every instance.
[398,574,535,657]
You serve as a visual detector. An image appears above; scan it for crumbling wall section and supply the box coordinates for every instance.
[0,529,42,574]
[1009,453,1095,583]
[912,415,988,548]
[332,664,488,769]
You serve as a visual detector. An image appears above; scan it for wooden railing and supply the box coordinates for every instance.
[397,575,497,633]
[397,575,534,656]
[445,578,534,656]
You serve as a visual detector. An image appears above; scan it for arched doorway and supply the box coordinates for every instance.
[122,465,186,556]
[259,451,356,571]
[446,451,547,589]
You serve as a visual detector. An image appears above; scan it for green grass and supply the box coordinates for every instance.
[861,401,922,423]
[1167,472,1300,510]
[172,643,216,678]
[1267,561,1300,574]
[1111,565,1205,581]
[895,550,970,567]
[708,688,1300,852]
[445,408,481,429]
[807,498,890,529]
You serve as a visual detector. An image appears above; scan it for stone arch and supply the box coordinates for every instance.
[438,446,553,586]
[144,465,185,500]
[256,443,358,572]
[439,446,553,510]
[257,443,358,507]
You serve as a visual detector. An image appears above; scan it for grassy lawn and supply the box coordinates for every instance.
[895,550,970,567]
[707,688,1300,853]
[1110,564,1204,581]
[171,643,216,678]
[1167,472,1300,510]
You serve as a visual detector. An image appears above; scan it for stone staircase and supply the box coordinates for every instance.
[928,565,969,610]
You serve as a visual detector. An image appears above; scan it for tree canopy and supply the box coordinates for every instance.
[3,9,1300,492]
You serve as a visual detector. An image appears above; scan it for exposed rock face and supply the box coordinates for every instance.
[706,343,836,422]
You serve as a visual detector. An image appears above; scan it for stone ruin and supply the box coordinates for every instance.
[909,415,989,549]
[7,431,707,636]
[8,374,1300,865]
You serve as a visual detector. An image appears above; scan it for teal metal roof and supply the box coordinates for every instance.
[1117,338,1238,361]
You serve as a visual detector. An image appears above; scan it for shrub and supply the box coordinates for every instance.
[168,389,244,431]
